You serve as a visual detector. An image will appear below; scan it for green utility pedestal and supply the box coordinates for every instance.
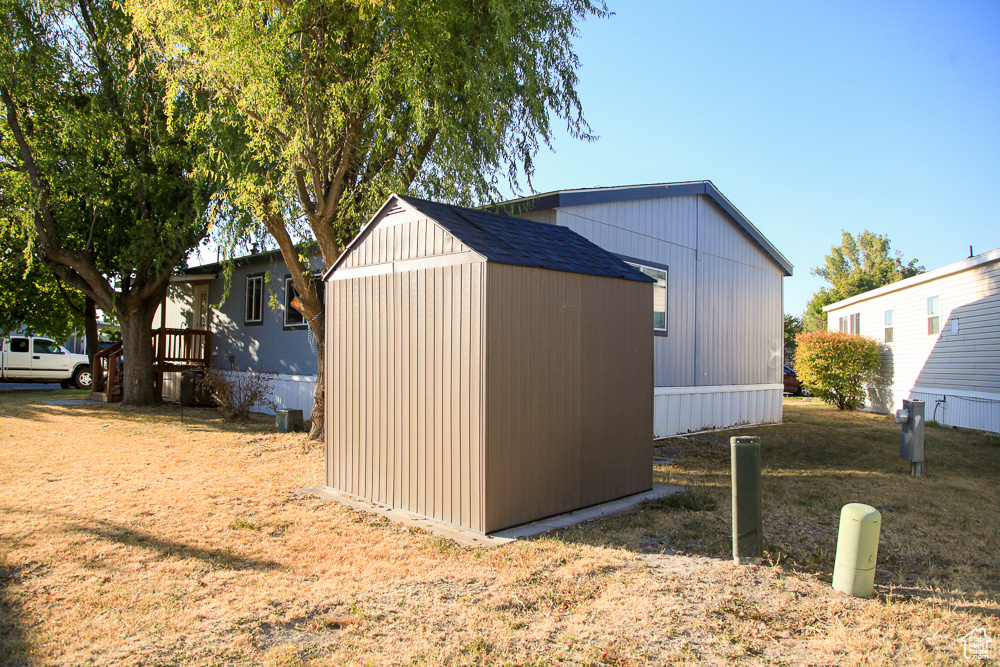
[833,503,882,598]
[731,436,763,565]
[276,409,304,433]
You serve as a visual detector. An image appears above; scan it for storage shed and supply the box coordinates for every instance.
[322,194,655,533]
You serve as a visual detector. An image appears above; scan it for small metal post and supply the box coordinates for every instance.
[731,436,763,565]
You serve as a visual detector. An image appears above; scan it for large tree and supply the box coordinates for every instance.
[132,0,607,438]
[803,230,924,331]
[1,0,217,404]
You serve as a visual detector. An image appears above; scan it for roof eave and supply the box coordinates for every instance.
[823,248,1000,312]
[494,181,793,277]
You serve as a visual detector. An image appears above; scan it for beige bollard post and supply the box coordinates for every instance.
[832,503,882,598]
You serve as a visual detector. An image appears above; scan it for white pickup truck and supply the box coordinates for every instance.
[1,335,93,389]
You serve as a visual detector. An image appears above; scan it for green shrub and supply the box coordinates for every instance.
[794,331,880,410]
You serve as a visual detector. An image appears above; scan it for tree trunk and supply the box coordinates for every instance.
[84,295,98,367]
[118,304,159,406]
[308,315,325,441]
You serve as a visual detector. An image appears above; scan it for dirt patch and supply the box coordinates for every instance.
[0,393,996,665]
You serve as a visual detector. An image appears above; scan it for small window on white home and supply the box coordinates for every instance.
[245,274,264,325]
[884,309,893,343]
[927,295,940,335]
[629,263,668,332]
[284,276,307,328]
[840,313,860,334]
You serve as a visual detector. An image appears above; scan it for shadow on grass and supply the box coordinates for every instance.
[64,517,284,572]
[0,561,34,667]
[0,394,275,436]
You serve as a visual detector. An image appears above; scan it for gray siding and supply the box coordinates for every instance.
[530,194,784,387]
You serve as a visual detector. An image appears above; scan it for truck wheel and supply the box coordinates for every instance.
[74,366,93,390]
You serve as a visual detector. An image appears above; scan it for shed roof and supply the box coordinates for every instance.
[324,194,655,283]
[493,180,793,277]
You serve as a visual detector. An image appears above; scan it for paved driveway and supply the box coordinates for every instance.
[0,382,66,392]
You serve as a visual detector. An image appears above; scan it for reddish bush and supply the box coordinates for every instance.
[794,331,881,410]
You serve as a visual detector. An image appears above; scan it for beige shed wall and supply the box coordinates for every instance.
[483,265,653,533]
[326,262,488,532]
[340,206,470,269]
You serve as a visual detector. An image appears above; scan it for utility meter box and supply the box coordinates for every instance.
[895,399,925,473]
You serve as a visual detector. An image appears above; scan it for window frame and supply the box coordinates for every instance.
[627,262,668,334]
[283,275,308,330]
[244,273,265,326]
[839,313,860,334]
[884,309,894,343]
[927,295,940,335]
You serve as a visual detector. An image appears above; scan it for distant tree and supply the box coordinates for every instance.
[783,314,803,365]
[795,331,881,411]
[803,231,924,331]
[132,0,608,439]
[1,0,218,404]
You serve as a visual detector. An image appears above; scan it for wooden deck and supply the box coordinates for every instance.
[91,328,211,402]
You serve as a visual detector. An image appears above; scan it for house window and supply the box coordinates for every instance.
[884,309,893,343]
[284,276,307,328]
[839,313,860,334]
[927,295,940,335]
[629,263,668,332]
[245,274,264,325]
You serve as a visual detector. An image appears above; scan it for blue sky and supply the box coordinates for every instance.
[496,0,1000,317]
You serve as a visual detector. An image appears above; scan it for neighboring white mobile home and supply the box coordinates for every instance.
[824,248,1000,433]
[499,181,792,437]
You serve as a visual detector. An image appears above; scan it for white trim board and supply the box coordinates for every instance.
[655,383,782,396]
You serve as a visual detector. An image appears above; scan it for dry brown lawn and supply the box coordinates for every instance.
[0,392,997,666]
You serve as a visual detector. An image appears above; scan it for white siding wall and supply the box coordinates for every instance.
[826,256,1000,433]
[165,370,317,417]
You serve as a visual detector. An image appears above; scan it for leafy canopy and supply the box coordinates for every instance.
[0,0,217,312]
[803,230,924,331]
[130,0,607,254]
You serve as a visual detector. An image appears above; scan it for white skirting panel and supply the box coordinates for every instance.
[654,384,783,438]
[906,388,1000,434]
[162,370,317,418]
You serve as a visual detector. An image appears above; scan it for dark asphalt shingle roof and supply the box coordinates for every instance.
[393,195,654,283]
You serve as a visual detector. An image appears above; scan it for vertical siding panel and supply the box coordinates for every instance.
[460,264,471,529]
[442,266,454,524]
[417,268,427,517]
[378,274,388,504]
[407,270,418,512]
[470,263,483,531]
[363,275,372,500]
[433,267,444,521]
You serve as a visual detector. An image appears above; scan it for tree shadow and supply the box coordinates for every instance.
[62,516,284,572]
[0,560,34,667]
[5,399,276,435]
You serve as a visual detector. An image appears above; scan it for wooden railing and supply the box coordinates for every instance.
[153,327,212,370]
[91,341,124,401]
[91,328,212,402]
